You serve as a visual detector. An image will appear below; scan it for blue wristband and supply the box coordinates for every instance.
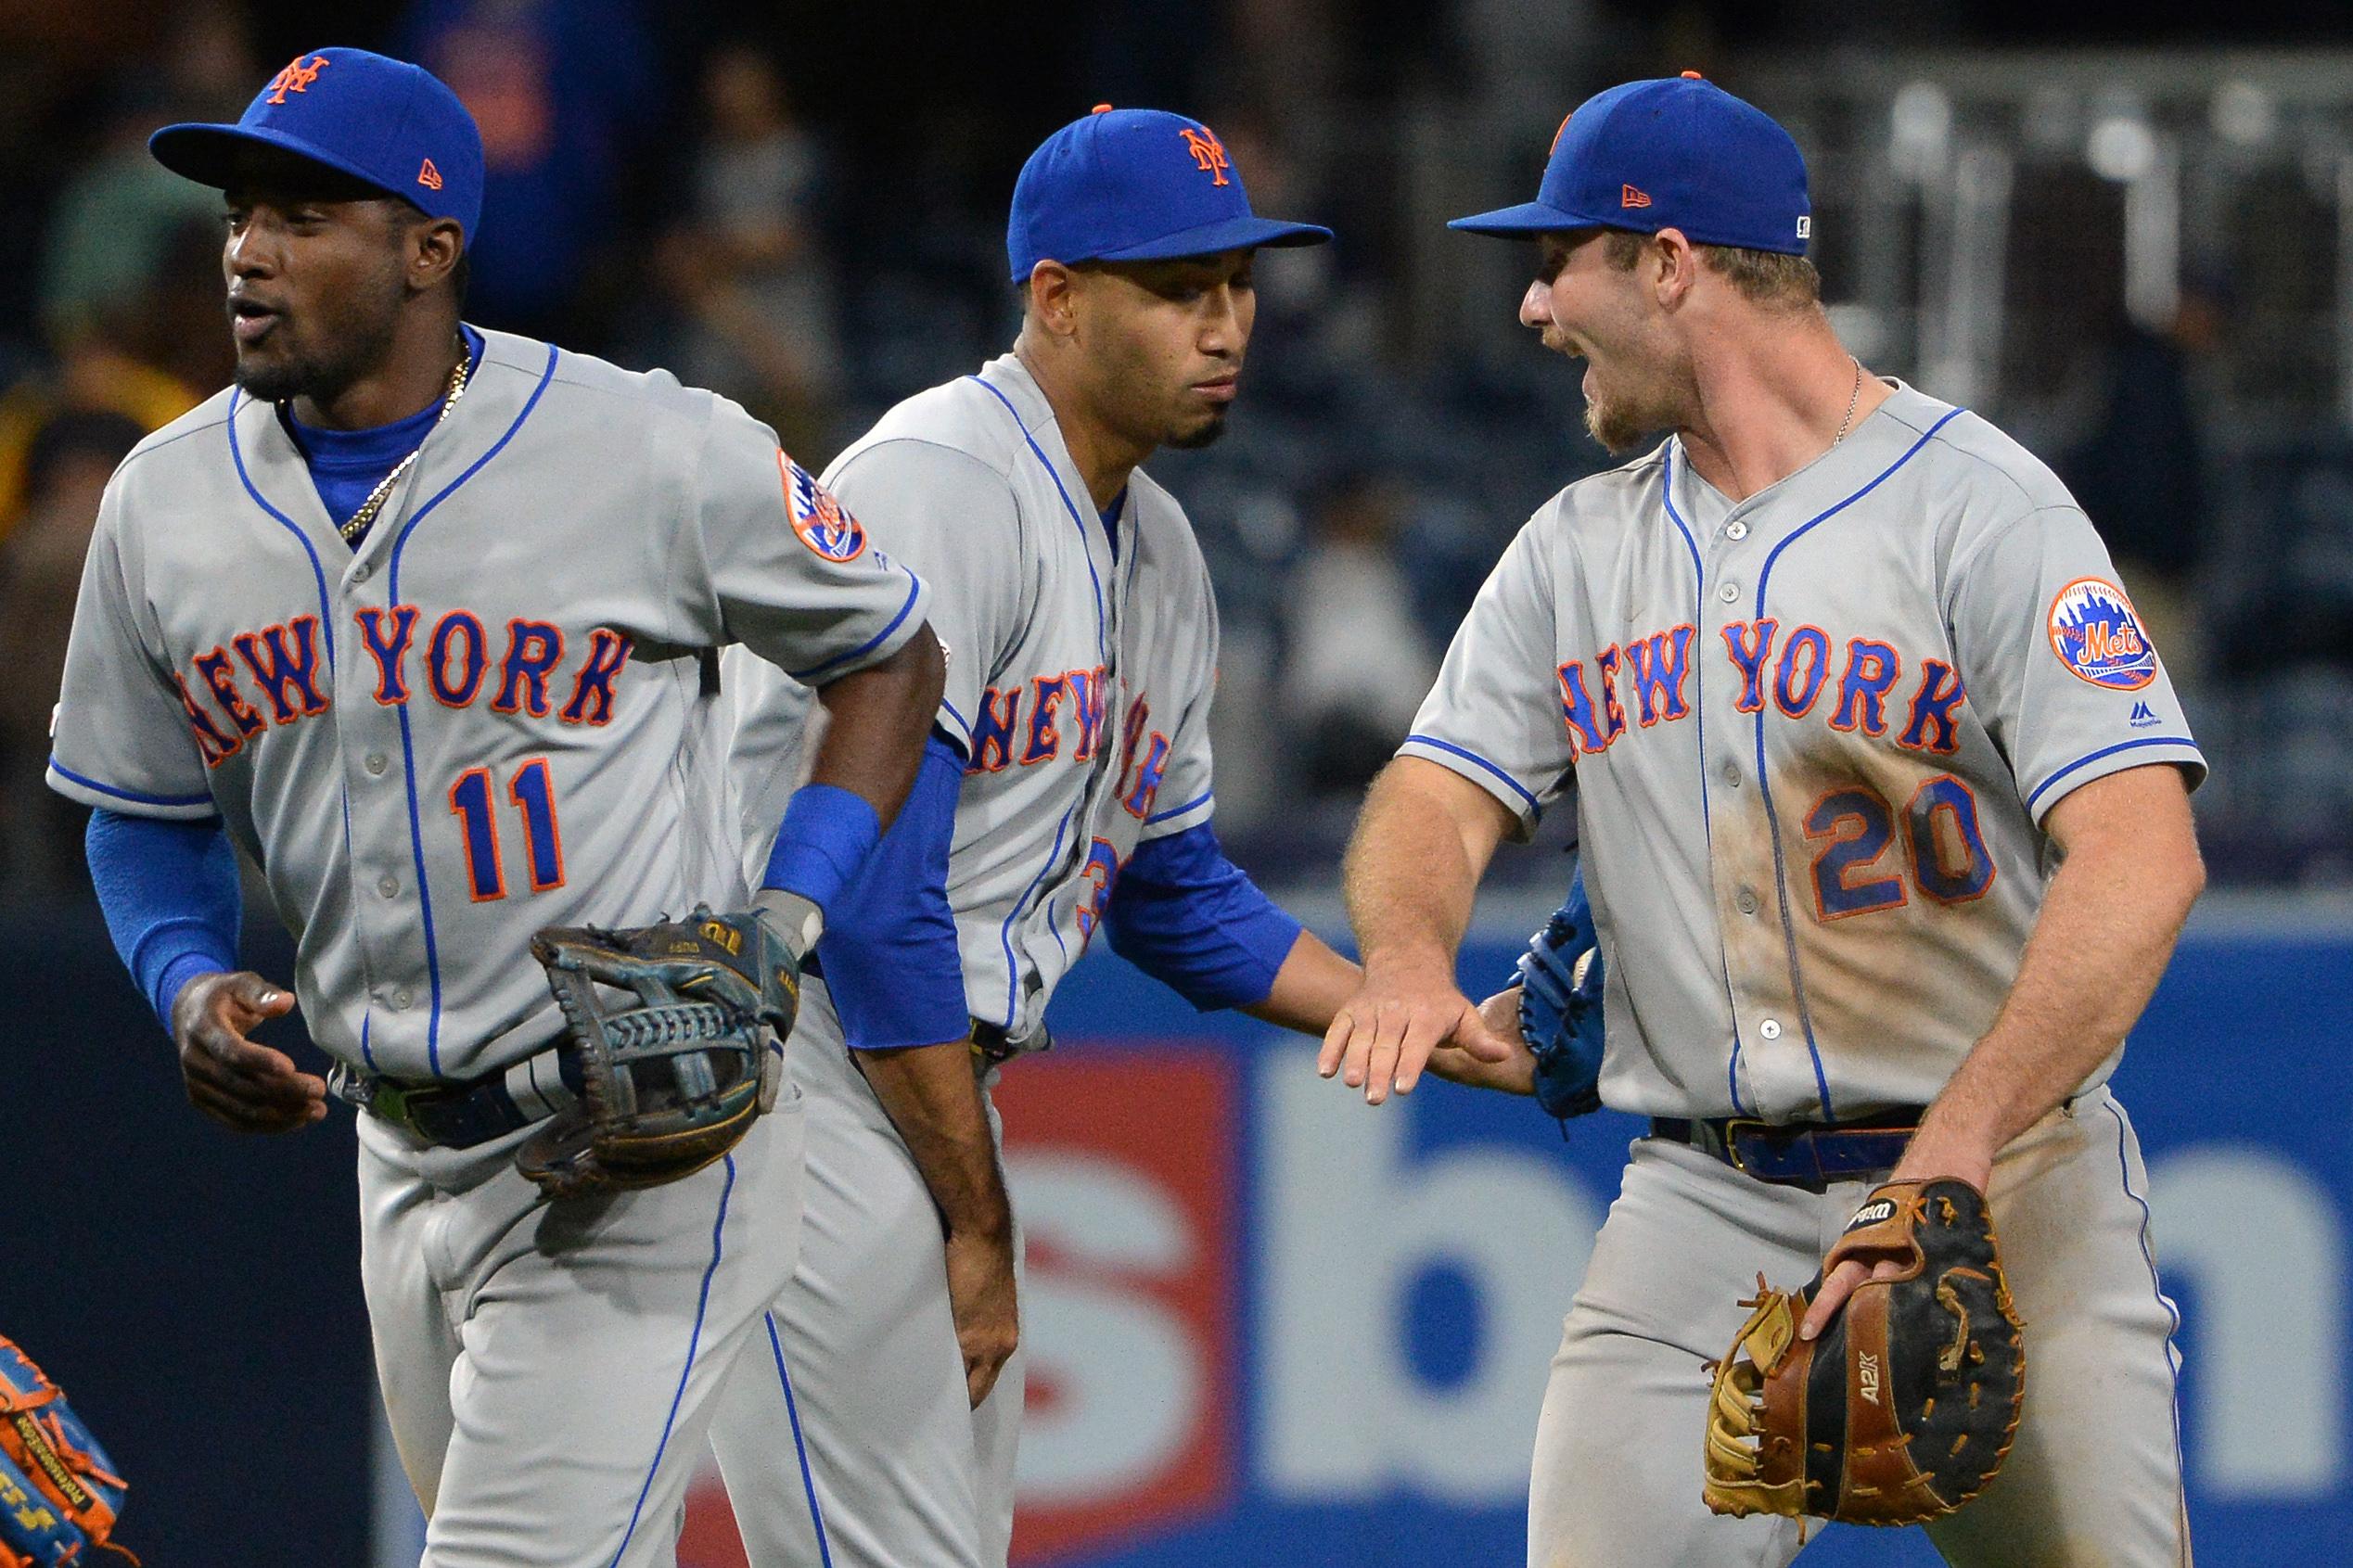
[761,784,883,913]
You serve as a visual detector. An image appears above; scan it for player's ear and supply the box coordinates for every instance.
[1649,228,1700,309]
[1025,261,1081,339]
[408,216,466,296]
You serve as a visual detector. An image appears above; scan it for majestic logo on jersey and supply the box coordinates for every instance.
[2047,578,2155,691]
[2129,700,2160,729]
[175,609,632,767]
[1181,126,1231,185]
[778,453,867,563]
[265,54,329,105]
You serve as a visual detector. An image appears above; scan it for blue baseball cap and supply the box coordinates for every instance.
[1451,74,1810,255]
[150,47,484,248]
[1007,106,1332,282]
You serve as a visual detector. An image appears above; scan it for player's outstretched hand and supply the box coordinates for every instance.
[944,1226,1019,1409]
[1318,962,1514,1105]
[1424,988,1540,1095]
[169,971,325,1134]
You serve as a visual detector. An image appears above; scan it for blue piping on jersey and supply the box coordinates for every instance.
[232,392,372,1064]
[386,341,558,1076]
[2105,1098,2190,1552]
[965,375,1109,666]
[2025,735,2198,817]
[768,1314,837,1568]
[1000,801,1077,1027]
[1747,407,1967,1121]
[940,695,971,741]
[45,761,213,810]
[610,1153,735,1567]
[1401,733,1541,816]
[1659,450,1749,1116]
[1145,788,1213,826]
[787,569,925,682]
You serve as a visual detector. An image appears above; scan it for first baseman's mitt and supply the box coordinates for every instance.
[1702,1179,2025,1529]
[1515,872,1605,1120]
[521,906,799,1201]
[0,1334,138,1566]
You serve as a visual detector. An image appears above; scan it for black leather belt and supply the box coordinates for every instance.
[332,1049,581,1150]
[1649,1107,1925,1192]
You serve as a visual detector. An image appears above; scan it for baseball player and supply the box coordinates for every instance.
[705,107,1372,1568]
[1320,76,2205,1565]
[49,49,945,1566]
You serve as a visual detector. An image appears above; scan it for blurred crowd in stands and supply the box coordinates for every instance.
[3,0,2350,899]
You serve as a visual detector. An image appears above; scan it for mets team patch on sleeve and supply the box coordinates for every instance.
[777,452,868,563]
[2047,577,2156,690]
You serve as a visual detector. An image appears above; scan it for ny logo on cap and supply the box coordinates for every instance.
[1180,126,1231,186]
[266,54,330,106]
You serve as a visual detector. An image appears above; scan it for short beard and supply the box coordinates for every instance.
[1166,409,1231,452]
[234,347,339,404]
[230,291,404,407]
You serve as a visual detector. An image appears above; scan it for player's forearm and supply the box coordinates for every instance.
[1340,759,1503,979]
[855,1040,1013,1241]
[805,625,947,827]
[1907,775,2203,1177]
[1244,929,1361,1036]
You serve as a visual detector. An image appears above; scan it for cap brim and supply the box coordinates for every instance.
[1446,199,1608,236]
[1090,213,1333,263]
[149,121,409,206]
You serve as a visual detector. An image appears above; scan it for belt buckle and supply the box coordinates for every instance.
[1720,1117,1771,1175]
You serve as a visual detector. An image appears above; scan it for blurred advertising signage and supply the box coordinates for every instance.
[679,1046,1240,1566]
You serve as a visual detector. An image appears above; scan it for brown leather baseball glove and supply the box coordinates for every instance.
[1702,1178,2026,1529]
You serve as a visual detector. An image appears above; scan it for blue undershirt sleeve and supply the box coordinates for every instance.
[1105,822,1304,1013]
[812,731,972,1052]
[85,808,242,1028]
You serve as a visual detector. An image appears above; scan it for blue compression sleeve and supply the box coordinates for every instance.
[813,732,972,1051]
[85,808,242,1028]
[762,783,883,911]
[1105,823,1304,1012]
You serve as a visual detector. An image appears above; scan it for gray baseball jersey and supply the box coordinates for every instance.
[48,325,929,1083]
[727,351,1220,1042]
[1403,380,2206,1120]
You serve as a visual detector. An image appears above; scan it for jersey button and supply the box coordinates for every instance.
[1725,520,1749,541]
[391,988,413,1011]
[352,563,373,583]
[364,752,389,775]
[1758,1018,1784,1040]
[1720,760,1742,787]
[1735,888,1759,915]
[1717,581,1741,604]
[377,874,399,898]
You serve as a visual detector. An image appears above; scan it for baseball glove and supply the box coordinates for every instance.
[520,905,799,1201]
[1702,1179,2025,1529]
[1515,870,1605,1120]
[0,1334,138,1567]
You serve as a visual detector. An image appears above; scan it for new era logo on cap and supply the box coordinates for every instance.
[1621,184,1652,209]
[418,158,443,190]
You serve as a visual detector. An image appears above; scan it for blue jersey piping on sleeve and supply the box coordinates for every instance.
[1401,733,1541,816]
[46,761,214,810]
[2024,736,2199,817]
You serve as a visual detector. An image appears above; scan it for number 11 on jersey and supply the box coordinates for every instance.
[450,758,566,901]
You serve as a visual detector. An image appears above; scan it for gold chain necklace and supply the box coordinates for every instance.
[1832,356,1862,447]
[330,349,472,545]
